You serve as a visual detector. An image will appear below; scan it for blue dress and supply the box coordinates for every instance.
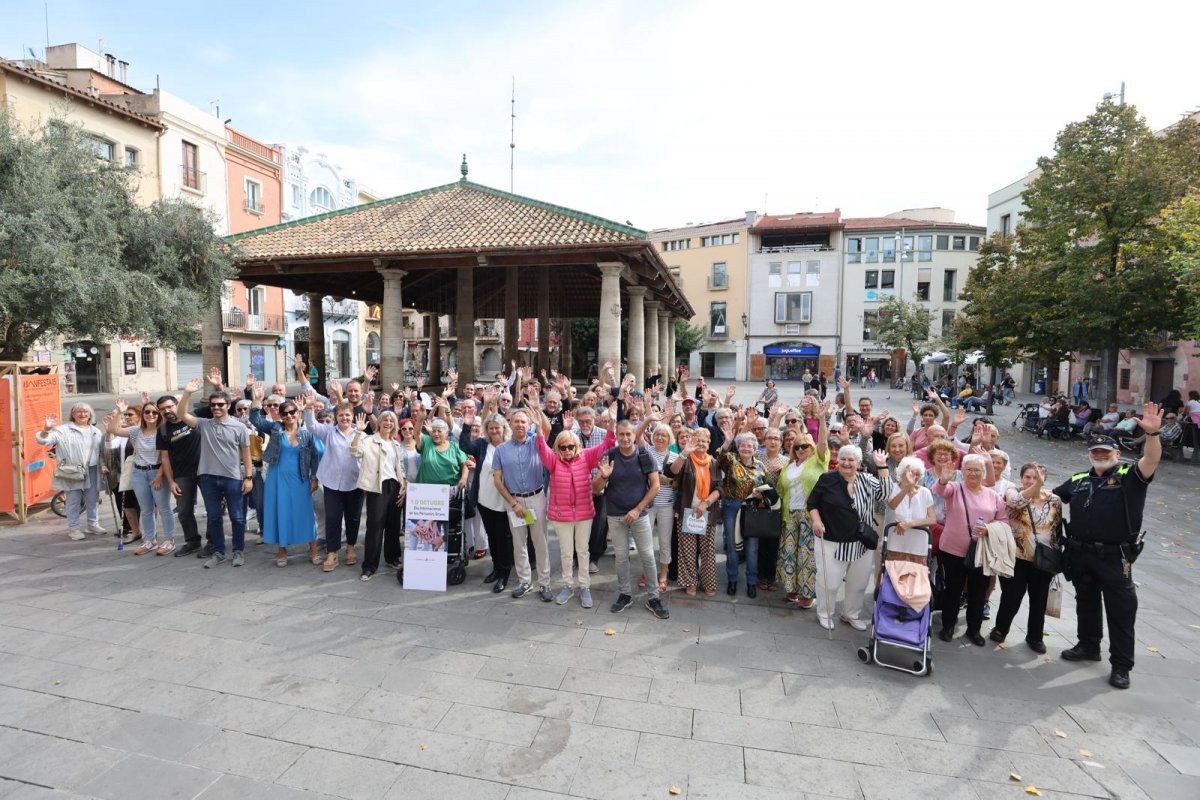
[263,435,317,547]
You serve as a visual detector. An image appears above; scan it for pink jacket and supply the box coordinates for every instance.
[538,430,615,522]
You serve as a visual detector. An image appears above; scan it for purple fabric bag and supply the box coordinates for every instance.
[873,571,930,648]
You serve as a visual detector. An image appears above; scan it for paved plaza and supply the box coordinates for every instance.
[3,387,1199,800]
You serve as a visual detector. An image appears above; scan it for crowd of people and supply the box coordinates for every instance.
[38,356,1168,687]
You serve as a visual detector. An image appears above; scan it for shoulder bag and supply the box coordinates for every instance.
[1029,504,1063,575]
[960,484,982,570]
[741,503,782,539]
[54,462,87,481]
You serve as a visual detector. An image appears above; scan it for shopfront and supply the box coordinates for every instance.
[763,342,820,381]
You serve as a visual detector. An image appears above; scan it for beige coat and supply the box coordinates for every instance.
[351,434,407,494]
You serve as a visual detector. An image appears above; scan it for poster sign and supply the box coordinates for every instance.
[0,378,13,514]
[403,483,449,591]
[20,373,59,507]
[123,352,137,375]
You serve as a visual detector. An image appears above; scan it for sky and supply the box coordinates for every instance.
[5,0,1199,231]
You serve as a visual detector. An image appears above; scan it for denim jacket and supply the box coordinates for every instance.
[249,409,321,481]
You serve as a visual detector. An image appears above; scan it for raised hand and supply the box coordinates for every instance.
[872,449,888,468]
[364,364,379,383]
[447,367,458,382]
[561,409,574,430]
[354,412,369,432]
[252,383,265,402]
[184,377,203,394]
[819,399,834,417]
[415,375,425,391]
[839,377,850,390]
[597,456,614,479]
[953,407,968,427]
[1136,402,1163,434]
[725,385,737,399]
[43,414,58,430]
[391,382,400,393]
[247,372,257,388]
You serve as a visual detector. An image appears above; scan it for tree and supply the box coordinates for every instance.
[0,112,235,361]
[1152,188,1200,340]
[1016,100,1200,405]
[673,318,706,360]
[870,296,932,375]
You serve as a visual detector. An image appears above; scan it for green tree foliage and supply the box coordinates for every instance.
[870,295,933,368]
[673,318,706,357]
[1153,189,1200,339]
[0,112,235,361]
[1016,100,1200,404]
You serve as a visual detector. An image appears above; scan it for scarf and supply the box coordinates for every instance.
[689,450,710,505]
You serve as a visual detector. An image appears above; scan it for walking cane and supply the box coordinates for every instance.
[106,483,123,550]
[817,534,833,640]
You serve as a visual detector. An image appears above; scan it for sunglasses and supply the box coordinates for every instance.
[143,410,160,416]
[208,402,226,408]
[557,444,577,452]
[785,418,800,423]
[280,409,298,417]
[400,425,414,431]
[793,444,812,451]
[265,402,280,408]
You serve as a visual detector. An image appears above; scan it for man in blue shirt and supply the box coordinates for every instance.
[493,408,552,601]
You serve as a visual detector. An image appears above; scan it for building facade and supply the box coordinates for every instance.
[648,215,752,379]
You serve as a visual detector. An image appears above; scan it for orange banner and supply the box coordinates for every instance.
[20,373,60,507]
[0,378,13,513]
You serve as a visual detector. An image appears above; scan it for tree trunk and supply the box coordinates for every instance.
[987,364,998,416]
[1098,327,1121,407]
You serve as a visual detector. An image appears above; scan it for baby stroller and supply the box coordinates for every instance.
[857,523,934,677]
[396,492,470,586]
[1015,403,1041,434]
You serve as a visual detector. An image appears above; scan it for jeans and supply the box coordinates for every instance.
[242,467,264,530]
[173,475,201,547]
[609,513,658,599]
[323,487,364,552]
[650,505,674,567]
[131,466,175,542]
[722,498,757,585]
[199,474,245,555]
[65,465,101,531]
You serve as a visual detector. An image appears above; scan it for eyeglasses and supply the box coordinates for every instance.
[208,402,226,408]
[785,418,799,424]
[143,410,160,416]
[557,444,577,452]
[280,409,298,417]
[265,403,280,408]
[235,407,249,413]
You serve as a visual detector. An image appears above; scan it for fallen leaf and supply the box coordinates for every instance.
[1054,730,1067,739]
[669,786,683,796]
[604,628,617,636]
[419,744,427,750]
[52,680,61,686]
[1024,786,1042,797]
[682,628,690,632]
[1009,772,1022,781]
[1079,748,1093,758]
[575,619,583,626]
[997,643,1009,650]
[1147,646,1159,653]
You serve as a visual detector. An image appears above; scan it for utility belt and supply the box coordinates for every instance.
[1062,530,1145,564]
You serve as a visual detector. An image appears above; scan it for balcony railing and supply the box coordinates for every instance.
[224,311,285,333]
[244,199,265,214]
[757,244,833,254]
[474,324,501,338]
[181,166,206,193]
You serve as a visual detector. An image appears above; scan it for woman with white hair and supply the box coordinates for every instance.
[37,403,105,540]
[806,444,891,630]
[647,422,678,592]
[930,452,1009,646]
[886,456,937,547]
[714,427,768,597]
[460,413,517,592]
[351,410,408,581]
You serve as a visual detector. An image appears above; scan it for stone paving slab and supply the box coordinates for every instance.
[2,388,1199,797]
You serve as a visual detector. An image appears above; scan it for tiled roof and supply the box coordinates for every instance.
[843,217,985,231]
[230,180,647,260]
[750,210,842,232]
[0,59,164,129]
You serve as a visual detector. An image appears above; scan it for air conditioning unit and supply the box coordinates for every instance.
[247,315,264,331]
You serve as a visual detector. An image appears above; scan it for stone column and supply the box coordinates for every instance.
[456,267,476,384]
[307,293,326,393]
[427,314,441,384]
[378,268,406,388]
[658,309,670,379]
[666,315,676,377]
[644,299,660,381]
[559,318,573,378]
[504,265,519,366]
[537,267,551,376]
[626,286,647,381]
[597,262,624,373]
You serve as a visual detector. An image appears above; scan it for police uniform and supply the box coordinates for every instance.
[1053,454,1151,675]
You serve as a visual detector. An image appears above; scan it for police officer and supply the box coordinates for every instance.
[1053,403,1163,690]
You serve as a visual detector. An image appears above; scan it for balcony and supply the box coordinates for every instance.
[244,199,265,215]
[474,324,501,339]
[181,166,206,193]
[757,244,833,254]
[224,311,285,333]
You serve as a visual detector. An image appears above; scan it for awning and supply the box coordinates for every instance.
[921,351,948,364]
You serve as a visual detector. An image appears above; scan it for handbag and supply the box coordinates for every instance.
[959,485,982,571]
[1045,576,1063,618]
[53,462,87,481]
[856,520,879,550]
[1029,506,1062,574]
[741,505,782,539]
[681,507,707,535]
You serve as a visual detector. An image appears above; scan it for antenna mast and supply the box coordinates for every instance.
[509,77,516,192]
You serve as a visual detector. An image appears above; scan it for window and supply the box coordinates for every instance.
[865,237,879,263]
[247,287,264,316]
[865,270,879,289]
[1000,214,1012,237]
[936,234,949,250]
[311,186,335,210]
[882,237,896,262]
[941,309,956,332]
[1119,368,1131,390]
[916,279,930,301]
[900,235,915,261]
[847,237,861,264]
[124,147,139,168]
[881,270,895,290]
[952,235,966,251]
[806,260,821,286]
[140,347,155,368]
[709,262,727,289]
[787,261,802,275]
[182,141,200,190]
[662,238,690,252]
[774,292,812,324]
[943,269,957,302]
[700,233,739,247]
[969,236,981,250]
[245,179,263,213]
[366,332,381,365]
[768,262,782,275]
[85,135,114,161]
[292,185,302,207]
[710,302,728,337]
[863,310,879,341]
[917,235,933,262]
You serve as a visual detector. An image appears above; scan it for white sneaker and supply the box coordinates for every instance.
[84,523,107,535]
[818,617,835,631]
[68,529,86,541]
[841,615,868,631]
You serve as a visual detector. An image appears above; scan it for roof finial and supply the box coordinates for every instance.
[460,153,468,181]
